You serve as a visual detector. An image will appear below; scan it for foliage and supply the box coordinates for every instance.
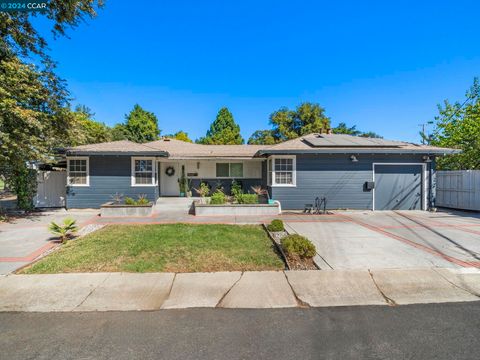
[197,107,244,144]
[4,163,37,210]
[166,131,193,143]
[359,131,382,138]
[267,219,284,232]
[0,0,103,61]
[210,189,227,204]
[270,102,331,141]
[124,197,136,205]
[178,165,188,195]
[23,224,284,273]
[194,182,210,198]
[251,185,268,199]
[332,122,361,135]
[231,180,242,197]
[247,130,278,145]
[110,192,124,204]
[70,105,112,145]
[48,217,78,243]
[235,193,258,204]
[135,194,150,205]
[281,234,316,259]
[429,78,480,170]
[115,104,160,143]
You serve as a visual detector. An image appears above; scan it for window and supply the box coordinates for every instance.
[67,157,89,186]
[132,158,155,186]
[268,156,296,186]
[215,162,244,178]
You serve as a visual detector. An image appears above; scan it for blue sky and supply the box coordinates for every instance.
[37,0,479,142]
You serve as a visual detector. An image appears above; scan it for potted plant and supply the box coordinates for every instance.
[178,165,188,197]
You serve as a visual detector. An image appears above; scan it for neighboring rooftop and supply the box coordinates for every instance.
[66,140,168,156]
[146,138,268,159]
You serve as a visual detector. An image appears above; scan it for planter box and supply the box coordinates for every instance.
[100,202,153,217]
[194,201,280,216]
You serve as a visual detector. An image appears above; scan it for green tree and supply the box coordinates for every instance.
[119,104,160,143]
[332,122,361,135]
[270,102,331,141]
[165,131,193,143]
[197,107,244,144]
[360,131,383,138]
[71,105,112,145]
[0,57,76,209]
[0,1,103,60]
[429,78,480,170]
[247,130,278,145]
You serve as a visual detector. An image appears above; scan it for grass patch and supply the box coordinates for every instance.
[21,224,284,273]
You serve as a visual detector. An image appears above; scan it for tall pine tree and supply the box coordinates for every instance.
[197,107,244,144]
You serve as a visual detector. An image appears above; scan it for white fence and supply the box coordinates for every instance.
[34,171,67,208]
[436,170,480,211]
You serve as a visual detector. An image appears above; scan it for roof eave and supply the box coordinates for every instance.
[258,149,462,155]
[65,150,169,156]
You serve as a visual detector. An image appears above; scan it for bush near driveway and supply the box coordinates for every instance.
[21,224,284,274]
[281,234,316,259]
[267,219,284,232]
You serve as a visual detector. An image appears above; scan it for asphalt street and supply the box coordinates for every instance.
[1,302,480,360]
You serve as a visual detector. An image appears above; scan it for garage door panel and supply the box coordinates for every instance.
[375,165,423,210]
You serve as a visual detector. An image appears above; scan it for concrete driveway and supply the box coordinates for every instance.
[0,209,98,274]
[285,210,480,270]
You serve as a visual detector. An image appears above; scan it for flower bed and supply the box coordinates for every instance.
[100,202,153,217]
[194,201,280,216]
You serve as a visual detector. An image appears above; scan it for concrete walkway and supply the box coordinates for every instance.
[1,268,480,312]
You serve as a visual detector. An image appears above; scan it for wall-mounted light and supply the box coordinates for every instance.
[350,155,359,162]
[422,155,432,163]
[197,162,200,169]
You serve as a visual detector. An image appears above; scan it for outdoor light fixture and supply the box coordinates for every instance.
[350,155,359,162]
[197,162,200,169]
[422,155,432,162]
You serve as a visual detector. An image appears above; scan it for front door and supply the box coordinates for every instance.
[160,162,179,196]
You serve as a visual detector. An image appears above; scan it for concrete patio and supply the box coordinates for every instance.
[1,268,479,312]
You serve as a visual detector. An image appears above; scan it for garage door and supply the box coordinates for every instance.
[374,164,423,210]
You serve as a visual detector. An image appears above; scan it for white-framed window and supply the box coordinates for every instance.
[215,162,244,178]
[131,157,156,186]
[268,155,296,187]
[67,157,89,186]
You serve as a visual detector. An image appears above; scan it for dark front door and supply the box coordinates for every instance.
[374,164,423,210]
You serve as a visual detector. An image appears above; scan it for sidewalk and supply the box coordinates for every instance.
[1,268,480,312]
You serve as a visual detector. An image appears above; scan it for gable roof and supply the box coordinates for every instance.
[258,133,460,155]
[145,138,267,159]
[66,140,168,156]
[65,134,460,158]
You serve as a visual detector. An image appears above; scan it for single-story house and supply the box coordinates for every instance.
[61,133,459,211]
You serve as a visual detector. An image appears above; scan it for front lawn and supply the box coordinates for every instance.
[21,224,284,273]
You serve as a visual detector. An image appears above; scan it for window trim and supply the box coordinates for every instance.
[268,155,296,187]
[67,156,90,187]
[215,162,244,179]
[131,157,157,187]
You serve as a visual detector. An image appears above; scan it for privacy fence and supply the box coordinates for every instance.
[436,170,480,211]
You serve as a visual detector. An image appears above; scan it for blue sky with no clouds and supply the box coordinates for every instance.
[35,0,480,142]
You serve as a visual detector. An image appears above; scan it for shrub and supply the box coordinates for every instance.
[194,182,210,198]
[267,219,284,232]
[48,217,78,243]
[281,234,316,258]
[210,189,227,204]
[236,193,258,204]
[136,194,150,205]
[124,197,136,205]
[231,180,242,197]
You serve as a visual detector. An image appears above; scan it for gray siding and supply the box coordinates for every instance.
[66,155,158,209]
[270,154,434,210]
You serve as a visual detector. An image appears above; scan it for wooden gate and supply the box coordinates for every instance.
[35,171,67,208]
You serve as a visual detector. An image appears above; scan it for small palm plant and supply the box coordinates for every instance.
[48,217,79,243]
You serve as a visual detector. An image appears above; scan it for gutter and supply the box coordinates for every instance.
[257,149,462,156]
